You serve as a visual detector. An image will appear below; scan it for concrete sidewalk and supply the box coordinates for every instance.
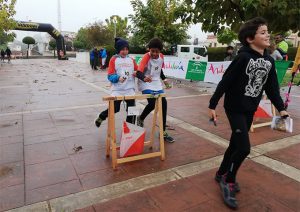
[0,59,299,212]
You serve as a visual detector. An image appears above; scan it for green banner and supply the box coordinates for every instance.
[185,61,207,81]
[135,56,142,65]
[275,61,291,85]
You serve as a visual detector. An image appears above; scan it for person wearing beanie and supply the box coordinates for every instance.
[135,38,175,143]
[95,38,138,127]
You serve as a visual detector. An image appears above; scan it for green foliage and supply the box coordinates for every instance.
[105,15,130,39]
[48,39,56,57]
[183,0,300,35]
[207,47,227,61]
[217,29,237,45]
[74,16,131,50]
[0,31,15,45]
[129,0,190,48]
[86,21,112,47]
[0,0,16,35]
[48,39,56,50]
[73,40,84,50]
[22,36,35,45]
[74,27,90,49]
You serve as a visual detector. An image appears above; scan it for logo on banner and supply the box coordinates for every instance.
[164,61,185,71]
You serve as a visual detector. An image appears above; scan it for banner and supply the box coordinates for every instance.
[186,61,207,81]
[163,57,189,80]
[134,56,290,85]
[275,61,291,84]
[203,61,231,84]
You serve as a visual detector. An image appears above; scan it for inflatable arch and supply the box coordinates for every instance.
[14,21,67,60]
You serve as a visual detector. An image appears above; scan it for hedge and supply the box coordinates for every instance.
[207,47,298,62]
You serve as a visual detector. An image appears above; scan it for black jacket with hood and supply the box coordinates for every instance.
[209,46,285,113]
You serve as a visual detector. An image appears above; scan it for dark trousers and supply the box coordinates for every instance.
[140,97,167,131]
[99,100,136,124]
[217,110,254,183]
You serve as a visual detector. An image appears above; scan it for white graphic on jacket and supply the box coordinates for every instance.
[244,58,272,97]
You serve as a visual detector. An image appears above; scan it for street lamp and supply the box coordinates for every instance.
[112,15,117,38]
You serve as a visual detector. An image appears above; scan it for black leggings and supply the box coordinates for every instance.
[140,97,167,131]
[217,110,254,183]
[99,100,136,124]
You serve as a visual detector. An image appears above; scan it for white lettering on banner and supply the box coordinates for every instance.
[203,61,231,84]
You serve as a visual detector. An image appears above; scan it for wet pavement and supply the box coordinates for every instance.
[0,59,299,211]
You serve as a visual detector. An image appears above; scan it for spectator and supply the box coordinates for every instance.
[274,34,288,60]
[269,43,283,60]
[5,47,11,63]
[224,46,235,61]
[1,49,5,62]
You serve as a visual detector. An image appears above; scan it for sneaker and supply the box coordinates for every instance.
[163,131,175,143]
[136,115,144,127]
[95,117,103,128]
[215,172,240,192]
[219,179,238,209]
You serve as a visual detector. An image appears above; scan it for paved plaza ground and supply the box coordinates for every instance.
[0,59,299,211]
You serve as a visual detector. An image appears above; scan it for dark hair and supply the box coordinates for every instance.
[148,38,163,50]
[226,46,234,50]
[238,17,267,46]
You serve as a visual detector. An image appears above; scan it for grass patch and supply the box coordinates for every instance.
[281,72,300,87]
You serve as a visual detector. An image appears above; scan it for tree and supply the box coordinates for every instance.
[129,0,190,48]
[182,0,300,35]
[22,36,35,58]
[73,27,90,49]
[48,39,56,57]
[0,31,15,49]
[86,21,112,47]
[0,0,17,35]
[217,29,237,45]
[105,15,130,39]
[73,40,84,50]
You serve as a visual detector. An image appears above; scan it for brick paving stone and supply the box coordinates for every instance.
[25,158,78,190]
[0,161,24,189]
[0,142,23,165]
[93,191,160,212]
[145,178,210,211]
[62,133,106,155]
[0,184,24,211]
[24,140,68,165]
[74,206,95,212]
[0,135,23,146]
[70,150,111,175]
[26,179,82,205]
[79,167,130,190]
[266,143,300,169]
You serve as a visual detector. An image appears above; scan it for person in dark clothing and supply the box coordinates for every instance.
[1,49,5,62]
[5,47,11,63]
[208,17,289,209]
[92,48,99,70]
[224,46,234,61]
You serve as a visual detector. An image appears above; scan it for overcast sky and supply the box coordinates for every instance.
[13,0,208,41]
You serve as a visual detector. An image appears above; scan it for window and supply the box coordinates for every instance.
[194,47,206,56]
[180,47,190,52]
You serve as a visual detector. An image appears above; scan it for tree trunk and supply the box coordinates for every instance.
[27,44,29,59]
[54,49,56,58]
